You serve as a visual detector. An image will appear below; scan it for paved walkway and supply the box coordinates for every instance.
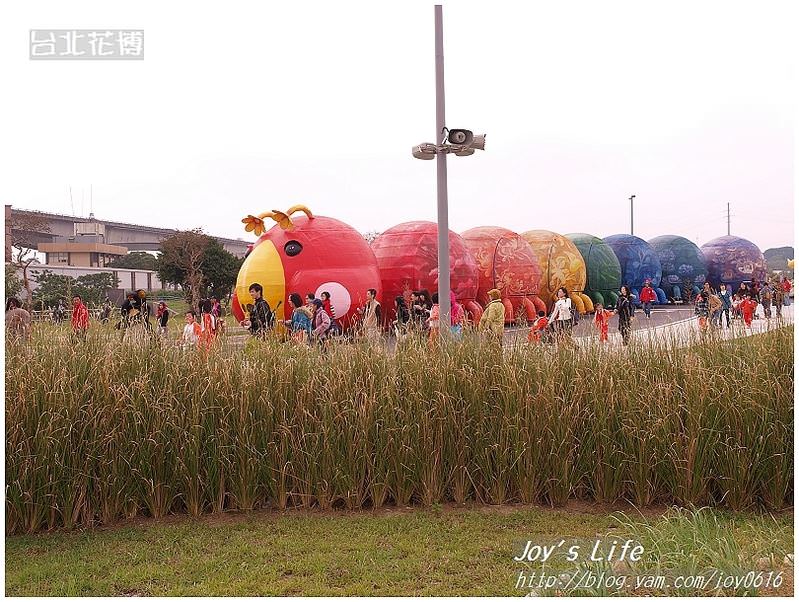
[517,303,794,350]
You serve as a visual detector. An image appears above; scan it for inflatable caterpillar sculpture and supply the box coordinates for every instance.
[232,205,768,328]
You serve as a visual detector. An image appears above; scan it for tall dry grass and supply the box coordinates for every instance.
[5,326,793,534]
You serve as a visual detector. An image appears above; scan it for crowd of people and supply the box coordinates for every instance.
[6,273,793,349]
[235,281,646,349]
[694,276,792,332]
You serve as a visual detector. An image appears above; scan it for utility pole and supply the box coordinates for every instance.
[726,202,730,236]
[629,194,636,235]
[434,5,451,328]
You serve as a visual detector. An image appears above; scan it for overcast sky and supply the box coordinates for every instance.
[1,0,795,252]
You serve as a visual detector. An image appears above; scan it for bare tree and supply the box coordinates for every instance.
[157,229,210,310]
[362,230,381,245]
[9,213,51,310]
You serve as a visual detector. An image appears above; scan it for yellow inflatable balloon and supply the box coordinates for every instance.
[520,230,588,311]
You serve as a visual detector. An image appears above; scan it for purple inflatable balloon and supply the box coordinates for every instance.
[701,235,767,289]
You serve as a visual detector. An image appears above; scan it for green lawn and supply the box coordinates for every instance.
[5,505,793,596]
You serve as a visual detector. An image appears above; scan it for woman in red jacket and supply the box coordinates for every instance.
[639,280,657,319]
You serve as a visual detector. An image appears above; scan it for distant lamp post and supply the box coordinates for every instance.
[412,6,486,330]
[629,194,636,235]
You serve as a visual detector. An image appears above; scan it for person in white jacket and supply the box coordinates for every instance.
[548,287,574,343]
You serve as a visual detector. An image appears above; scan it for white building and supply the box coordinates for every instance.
[11,262,163,299]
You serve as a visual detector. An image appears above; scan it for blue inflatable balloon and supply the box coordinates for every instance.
[604,234,663,288]
[649,235,708,302]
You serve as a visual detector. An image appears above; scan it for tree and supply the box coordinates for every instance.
[9,213,51,309]
[5,264,23,300]
[158,231,243,307]
[31,270,73,308]
[32,270,119,307]
[202,240,243,300]
[158,230,207,308]
[74,273,120,305]
[107,251,159,271]
[363,231,381,245]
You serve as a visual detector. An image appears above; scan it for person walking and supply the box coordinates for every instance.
[740,294,758,328]
[708,291,722,328]
[774,283,784,318]
[100,298,112,324]
[760,281,773,319]
[320,291,335,320]
[134,289,153,330]
[199,299,218,349]
[449,291,465,339]
[736,282,750,303]
[639,280,657,319]
[5,298,32,343]
[780,276,792,305]
[71,294,90,341]
[120,292,137,331]
[717,283,732,328]
[311,298,331,347]
[210,296,226,335]
[548,286,574,344]
[427,292,441,343]
[283,293,313,343]
[319,291,341,336]
[392,296,411,339]
[358,288,382,342]
[156,301,171,338]
[179,310,202,348]
[527,310,549,344]
[240,283,274,338]
[478,288,505,344]
[695,292,710,333]
[593,302,613,343]
[410,290,431,337]
[613,285,634,345]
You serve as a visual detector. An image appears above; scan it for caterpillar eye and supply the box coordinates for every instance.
[284,240,303,257]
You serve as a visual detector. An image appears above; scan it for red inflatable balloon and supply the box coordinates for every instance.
[371,221,482,321]
[461,226,546,323]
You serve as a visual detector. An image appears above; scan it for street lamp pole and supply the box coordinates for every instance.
[434,5,451,328]
[629,194,636,235]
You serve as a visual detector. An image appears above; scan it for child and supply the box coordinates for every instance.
[527,310,549,343]
[593,303,613,342]
[320,291,336,320]
[427,293,440,343]
[320,291,341,335]
[731,293,742,321]
[200,299,217,349]
[156,301,171,338]
[180,310,202,348]
[695,292,709,332]
[740,294,758,328]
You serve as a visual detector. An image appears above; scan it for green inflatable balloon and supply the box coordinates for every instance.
[565,233,622,305]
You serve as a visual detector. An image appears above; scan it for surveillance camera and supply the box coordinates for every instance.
[471,134,486,151]
[447,129,473,146]
[412,144,437,160]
